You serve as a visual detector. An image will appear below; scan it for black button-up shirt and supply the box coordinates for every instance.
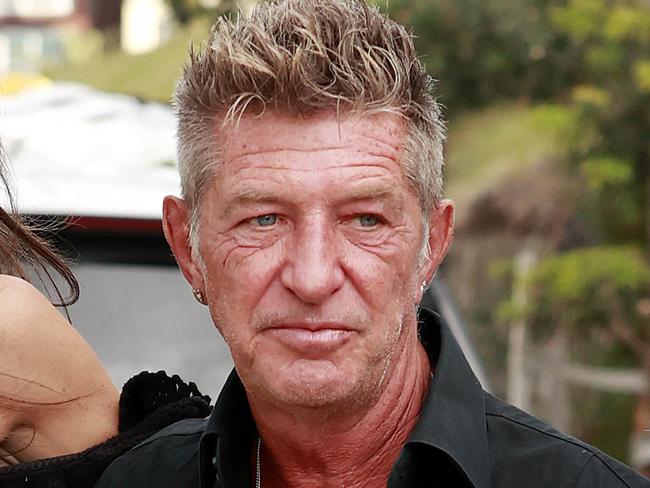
[96,309,650,487]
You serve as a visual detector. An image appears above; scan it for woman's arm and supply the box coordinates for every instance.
[0,275,119,463]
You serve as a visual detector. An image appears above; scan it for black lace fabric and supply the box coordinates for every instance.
[0,371,212,487]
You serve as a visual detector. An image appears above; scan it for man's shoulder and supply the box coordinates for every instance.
[484,393,650,487]
[95,418,207,488]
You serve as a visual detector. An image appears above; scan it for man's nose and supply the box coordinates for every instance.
[280,216,345,304]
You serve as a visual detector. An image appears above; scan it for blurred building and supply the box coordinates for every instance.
[0,0,121,74]
[0,0,260,73]
[120,0,173,55]
[120,0,256,55]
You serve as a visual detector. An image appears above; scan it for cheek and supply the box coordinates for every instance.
[341,239,419,312]
[203,236,286,312]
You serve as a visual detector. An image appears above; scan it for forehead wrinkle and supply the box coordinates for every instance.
[354,130,402,153]
[224,158,402,177]
[224,121,403,156]
[231,145,344,158]
[221,110,405,161]
[226,144,400,169]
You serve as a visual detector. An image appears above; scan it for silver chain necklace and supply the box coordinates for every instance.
[255,437,261,488]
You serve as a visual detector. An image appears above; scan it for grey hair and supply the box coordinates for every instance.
[173,0,446,254]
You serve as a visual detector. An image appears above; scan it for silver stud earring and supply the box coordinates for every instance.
[192,288,207,305]
[421,281,428,292]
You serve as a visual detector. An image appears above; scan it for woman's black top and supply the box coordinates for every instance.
[0,371,212,487]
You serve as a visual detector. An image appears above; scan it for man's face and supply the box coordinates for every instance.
[170,111,451,410]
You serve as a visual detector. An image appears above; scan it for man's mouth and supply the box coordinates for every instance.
[263,323,355,356]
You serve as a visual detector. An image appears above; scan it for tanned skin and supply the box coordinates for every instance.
[0,276,118,466]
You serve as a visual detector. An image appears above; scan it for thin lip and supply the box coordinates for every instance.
[263,321,357,332]
[262,327,355,357]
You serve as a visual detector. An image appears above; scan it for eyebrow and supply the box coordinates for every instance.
[340,183,402,203]
[220,181,404,218]
[221,188,283,218]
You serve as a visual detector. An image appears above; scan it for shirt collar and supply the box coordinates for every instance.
[404,307,490,488]
[199,370,254,487]
[198,308,489,488]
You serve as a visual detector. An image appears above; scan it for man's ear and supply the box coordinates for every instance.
[162,196,205,291]
[420,199,455,285]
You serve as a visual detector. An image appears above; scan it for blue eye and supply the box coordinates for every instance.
[255,214,277,227]
[358,215,379,227]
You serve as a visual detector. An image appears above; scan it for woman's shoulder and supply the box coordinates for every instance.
[0,274,115,395]
[0,275,60,350]
[0,274,38,297]
[0,275,78,362]
[0,275,61,324]
[0,274,119,460]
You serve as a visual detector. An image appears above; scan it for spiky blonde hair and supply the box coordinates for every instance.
[174,0,445,239]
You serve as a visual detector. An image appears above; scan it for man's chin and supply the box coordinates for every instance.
[264,359,361,409]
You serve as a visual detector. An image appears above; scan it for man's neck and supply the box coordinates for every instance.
[249,333,431,488]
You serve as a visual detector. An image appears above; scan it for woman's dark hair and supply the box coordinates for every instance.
[0,143,79,306]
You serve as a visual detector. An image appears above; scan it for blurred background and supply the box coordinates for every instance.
[0,0,649,475]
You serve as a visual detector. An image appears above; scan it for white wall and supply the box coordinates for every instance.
[0,0,75,18]
[121,0,174,55]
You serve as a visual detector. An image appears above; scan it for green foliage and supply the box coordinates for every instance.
[497,299,536,324]
[523,246,650,346]
[528,104,592,154]
[572,85,609,109]
[165,0,202,24]
[604,7,650,42]
[529,104,579,135]
[499,246,650,329]
[547,1,648,247]
[585,44,624,78]
[581,157,633,190]
[532,246,650,302]
[382,0,572,110]
[165,0,237,24]
[550,0,608,42]
[634,60,650,93]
